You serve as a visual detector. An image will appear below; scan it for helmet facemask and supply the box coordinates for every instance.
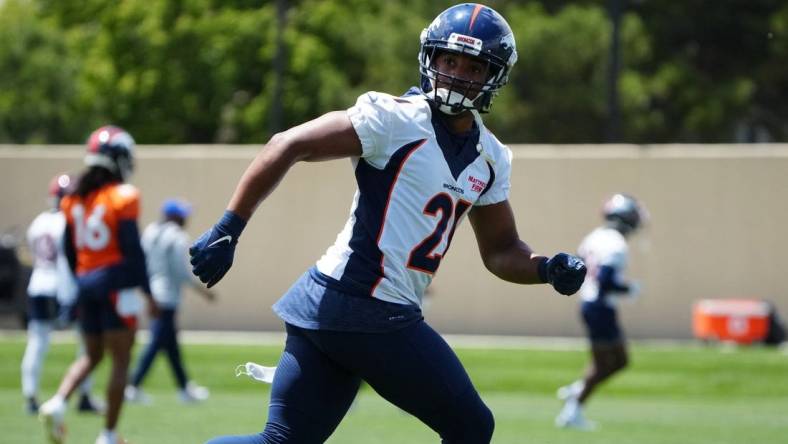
[114,151,134,180]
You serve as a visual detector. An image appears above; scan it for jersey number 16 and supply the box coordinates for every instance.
[71,204,111,251]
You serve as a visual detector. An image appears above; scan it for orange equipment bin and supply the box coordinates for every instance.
[693,299,770,344]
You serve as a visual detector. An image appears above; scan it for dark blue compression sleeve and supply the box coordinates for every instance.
[117,219,151,293]
[63,223,77,274]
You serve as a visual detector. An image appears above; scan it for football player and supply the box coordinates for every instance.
[21,174,101,415]
[190,4,586,443]
[555,193,648,430]
[38,126,158,444]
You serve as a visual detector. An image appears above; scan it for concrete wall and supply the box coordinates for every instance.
[2,144,786,338]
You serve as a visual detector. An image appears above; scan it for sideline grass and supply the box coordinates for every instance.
[1,335,786,443]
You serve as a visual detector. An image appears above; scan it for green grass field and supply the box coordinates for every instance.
[1,334,786,443]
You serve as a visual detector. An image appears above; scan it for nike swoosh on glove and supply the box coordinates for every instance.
[189,210,247,288]
[538,253,587,296]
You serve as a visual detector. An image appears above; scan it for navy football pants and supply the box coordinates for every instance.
[206,321,494,443]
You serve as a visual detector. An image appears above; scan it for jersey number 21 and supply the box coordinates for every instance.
[407,193,471,274]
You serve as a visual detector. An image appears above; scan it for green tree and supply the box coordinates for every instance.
[631,0,786,141]
[0,0,85,142]
[1,0,786,143]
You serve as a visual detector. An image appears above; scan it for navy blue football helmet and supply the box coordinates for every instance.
[419,3,518,114]
[603,194,648,235]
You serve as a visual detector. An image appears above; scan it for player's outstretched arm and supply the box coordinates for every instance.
[228,111,362,220]
[190,111,362,288]
[468,201,586,295]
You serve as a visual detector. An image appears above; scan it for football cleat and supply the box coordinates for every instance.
[556,380,584,401]
[39,397,67,444]
[179,381,210,404]
[77,393,105,414]
[26,396,39,415]
[555,410,597,431]
[124,385,152,405]
[555,399,596,431]
[95,431,127,444]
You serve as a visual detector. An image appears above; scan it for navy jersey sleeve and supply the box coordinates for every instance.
[596,265,630,299]
[118,220,151,294]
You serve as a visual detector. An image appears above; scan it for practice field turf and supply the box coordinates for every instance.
[1,334,786,443]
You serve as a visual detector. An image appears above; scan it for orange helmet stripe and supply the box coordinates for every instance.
[468,4,485,31]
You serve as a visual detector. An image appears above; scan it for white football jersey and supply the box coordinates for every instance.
[578,226,629,307]
[315,91,512,307]
[26,210,76,300]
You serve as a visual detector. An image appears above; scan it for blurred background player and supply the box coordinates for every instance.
[21,174,101,415]
[555,193,648,430]
[190,4,586,443]
[38,125,158,444]
[125,198,214,405]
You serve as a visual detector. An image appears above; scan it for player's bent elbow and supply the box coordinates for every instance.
[478,251,498,275]
[267,131,289,148]
[480,253,512,282]
[264,131,304,164]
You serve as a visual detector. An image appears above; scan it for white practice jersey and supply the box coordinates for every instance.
[26,210,76,301]
[578,226,629,307]
[315,91,512,307]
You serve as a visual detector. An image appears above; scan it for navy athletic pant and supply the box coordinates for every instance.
[206,321,494,443]
[131,308,188,389]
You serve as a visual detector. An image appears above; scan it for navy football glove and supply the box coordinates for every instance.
[189,210,247,288]
[538,253,587,296]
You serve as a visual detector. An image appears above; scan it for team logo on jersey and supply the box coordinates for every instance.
[443,183,465,195]
[467,175,487,193]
